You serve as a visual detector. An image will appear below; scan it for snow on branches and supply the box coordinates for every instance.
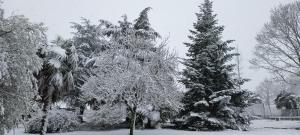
[0,12,47,133]
[81,8,182,135]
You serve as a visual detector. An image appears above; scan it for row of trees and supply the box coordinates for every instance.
[0,0,262,135]
[0,5,182,135]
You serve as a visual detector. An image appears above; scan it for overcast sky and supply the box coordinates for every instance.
[2,0,296,91]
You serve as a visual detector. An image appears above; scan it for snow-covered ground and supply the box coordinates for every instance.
[6,120,300,135]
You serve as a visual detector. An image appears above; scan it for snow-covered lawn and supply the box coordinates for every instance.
[6,120,300,135]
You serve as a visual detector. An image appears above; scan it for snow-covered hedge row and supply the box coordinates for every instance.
[25,108,80,133]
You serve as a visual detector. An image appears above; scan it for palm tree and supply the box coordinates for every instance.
[37,37,77,135]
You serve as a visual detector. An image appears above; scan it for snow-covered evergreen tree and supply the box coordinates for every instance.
[275,91,299,116]
[82,8,182,135]
[36,37,78,135]
[133,7,160,39]
[0,9,47,134]
[69,18,110,122]
[180,0,259,130]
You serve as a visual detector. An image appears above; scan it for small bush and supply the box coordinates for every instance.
[186,116,225,131]
[25,108,80,133]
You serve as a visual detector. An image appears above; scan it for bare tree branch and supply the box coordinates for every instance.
[251,1,300,82]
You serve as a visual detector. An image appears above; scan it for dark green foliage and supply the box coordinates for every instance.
[180,0,258,130]
[185,116,225,131]
[134,7,160,39]
[275,91,299,110]
[37,38,78,135]
[181,0,236,114]
[181,0,236,117]
[38,39,77,103]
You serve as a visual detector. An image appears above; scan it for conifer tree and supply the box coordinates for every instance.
[181,0,258,130]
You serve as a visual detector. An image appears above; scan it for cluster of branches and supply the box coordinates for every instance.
[79,8,182,135]
[251,1,300,84]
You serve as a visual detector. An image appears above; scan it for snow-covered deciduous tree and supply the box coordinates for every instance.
[180,0,260,131]
[251,1,300,83]
[36,37,78,135]
[0,8,47,135]
[82,8,182,135]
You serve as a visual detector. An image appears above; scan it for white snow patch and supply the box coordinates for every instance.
[48,45,66,58]
[210,95,231,104]
[48,59,61,68]
[207,117,220,124]
[5,120,300,135]
[194,100,209,107]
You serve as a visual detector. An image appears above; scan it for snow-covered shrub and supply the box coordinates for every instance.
[25,108,80,133]
[275,91,299,110]
[275,91,300,116]
[84,104,127,128]
[185,116,225,131]
[138,107,161,129]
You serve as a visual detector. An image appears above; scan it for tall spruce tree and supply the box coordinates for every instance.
[181,0,235,114]
[181,0,258,130]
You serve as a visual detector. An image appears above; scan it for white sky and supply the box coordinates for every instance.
[2,0,296,91]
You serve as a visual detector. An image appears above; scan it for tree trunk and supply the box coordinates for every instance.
[0,126,4,135]
[267,103,272,116]
[40,98,51,135]
[146,118,152,129]
[0,97,4,135]
[129,107,137,135]
[79,105,85,123]
[266,90,272,116]
[262,103,266,118]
